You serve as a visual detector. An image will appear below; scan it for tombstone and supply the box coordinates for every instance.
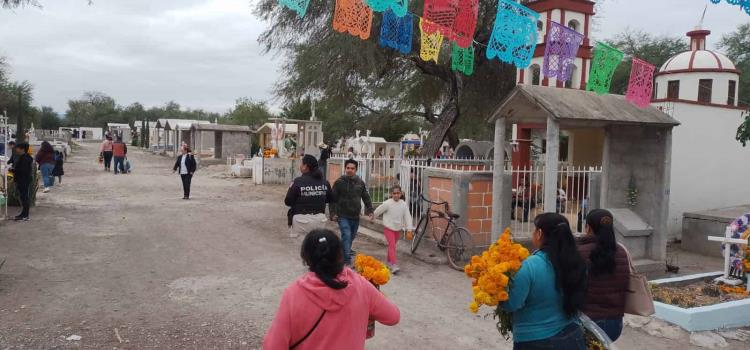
[707,214,750,286]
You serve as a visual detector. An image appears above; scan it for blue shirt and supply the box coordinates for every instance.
[501,251,575,343]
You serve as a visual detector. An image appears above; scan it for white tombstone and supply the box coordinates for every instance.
[707,226,748,286]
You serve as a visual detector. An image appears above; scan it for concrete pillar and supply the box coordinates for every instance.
[544,116,560,213]
[491,119,507,241]
[652,128,672,261]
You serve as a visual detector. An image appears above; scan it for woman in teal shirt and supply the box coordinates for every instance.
[502,213,588,349]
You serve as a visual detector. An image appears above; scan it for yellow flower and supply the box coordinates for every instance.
[464,228,528,314]
[469,302,479,313]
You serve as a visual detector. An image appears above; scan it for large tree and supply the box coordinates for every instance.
[225,97,273,129]
[255,0,517,156]
[2,81,34,141]
[38,106,61,129]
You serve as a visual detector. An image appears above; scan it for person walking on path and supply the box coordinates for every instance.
[501,213,588,349]
[173,146,197,200]
[35,141,55,193]
[285,155,332,238]
[263,229,400,350]
[100,136,114,171]
[372,184,413,274]
[576,209,629,341]
[112,136,127,174]
[52,150,65,184]
[331,159,374,266]
[12,143,33,221]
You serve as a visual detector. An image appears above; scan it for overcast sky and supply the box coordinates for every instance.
[0,0,747,115]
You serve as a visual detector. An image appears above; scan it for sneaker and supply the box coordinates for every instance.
[391,265,400,274]
[13,215,23,221]
[14,216,29,221]
[42,187,50,193]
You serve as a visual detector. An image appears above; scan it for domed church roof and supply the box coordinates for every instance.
[656,29,739,76]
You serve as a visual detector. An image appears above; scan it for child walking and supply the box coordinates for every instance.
[373,185,413,274]
[52,150,64,184]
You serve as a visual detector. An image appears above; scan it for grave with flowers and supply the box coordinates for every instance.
[650,213,750,331]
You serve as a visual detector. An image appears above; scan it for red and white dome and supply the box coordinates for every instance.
[657,29,739,75]
[659,50,736,73]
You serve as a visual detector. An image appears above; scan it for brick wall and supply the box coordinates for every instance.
[426,174,494,247]
[326,162,342,185]
[466,179,493,246]
[427,177,453,242]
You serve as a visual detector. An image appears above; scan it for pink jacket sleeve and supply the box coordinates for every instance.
[262,290,292,350]
[367,283,400,326]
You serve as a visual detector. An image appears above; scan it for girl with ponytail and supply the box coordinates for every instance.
[264,229,400,350]
[577,209,629,341]
[501,213,587,349]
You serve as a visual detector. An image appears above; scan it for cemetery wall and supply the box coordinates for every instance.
[665,102,750,240]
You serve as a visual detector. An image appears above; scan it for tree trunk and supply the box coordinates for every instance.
[420,72,464,157]
[421,103,458,157]
[16,92,25,143]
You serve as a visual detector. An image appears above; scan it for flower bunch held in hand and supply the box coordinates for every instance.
[464,228,529,339]
[354,254,391,286]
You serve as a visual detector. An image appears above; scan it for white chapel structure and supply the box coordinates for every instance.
[652,28,750,239]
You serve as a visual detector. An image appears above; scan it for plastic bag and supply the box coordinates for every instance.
[578,312,619,350]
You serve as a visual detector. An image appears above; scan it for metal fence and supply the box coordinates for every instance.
[507,165,602,236]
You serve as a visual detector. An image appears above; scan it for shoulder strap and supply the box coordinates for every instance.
[290,310,326,350]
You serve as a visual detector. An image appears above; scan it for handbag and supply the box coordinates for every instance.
[619,244,655,316]
[290,310,326,349]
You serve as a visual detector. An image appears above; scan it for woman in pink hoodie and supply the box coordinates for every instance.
[263,230,400,350]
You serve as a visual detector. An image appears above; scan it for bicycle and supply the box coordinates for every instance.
[410,194,475,271]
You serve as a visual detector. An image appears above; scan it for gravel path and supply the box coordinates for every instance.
[0,142,745,349]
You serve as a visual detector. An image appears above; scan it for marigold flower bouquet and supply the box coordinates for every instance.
[464,228,529,339]
[354,254,391,338]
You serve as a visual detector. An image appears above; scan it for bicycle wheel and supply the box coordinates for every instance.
[410,215,429,254]
[446,227,474,271]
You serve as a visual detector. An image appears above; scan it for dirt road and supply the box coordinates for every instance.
[0,143,745,349]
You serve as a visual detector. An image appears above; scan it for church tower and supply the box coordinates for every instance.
[516,0,596,90]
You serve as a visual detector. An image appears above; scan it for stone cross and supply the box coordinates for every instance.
[707,226,748,285]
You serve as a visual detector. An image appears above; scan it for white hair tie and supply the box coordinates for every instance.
[318,237,327,243]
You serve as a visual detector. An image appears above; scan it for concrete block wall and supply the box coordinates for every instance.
[601,125,672,262]
[221,132,252,159]
[262,158,301,185]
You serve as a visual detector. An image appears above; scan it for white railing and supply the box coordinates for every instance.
[507,165,602,236]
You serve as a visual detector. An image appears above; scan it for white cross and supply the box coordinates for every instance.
[707,227,748,285]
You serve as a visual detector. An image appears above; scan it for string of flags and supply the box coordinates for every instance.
[277,0,659,108]
[709,0,750,15]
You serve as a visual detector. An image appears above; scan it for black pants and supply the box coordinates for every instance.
[103,151,113,170]
[15,180,30,218]
[180,174,192,198]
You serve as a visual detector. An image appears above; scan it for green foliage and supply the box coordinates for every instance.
[737,112,750,147]
[606,30,688,95]
[38,106,61,130]
[224,97,273,129]
[717,23,750,147]
[255,0,516,150]
[718,23,750,106]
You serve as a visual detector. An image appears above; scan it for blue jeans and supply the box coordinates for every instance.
[338,217,360,264]
[40,163,55,188]
[113,156,125,174]
[595,318,623,342]
[514,323,586,350]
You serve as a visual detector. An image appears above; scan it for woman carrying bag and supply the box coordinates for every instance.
[576,209,630,341]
